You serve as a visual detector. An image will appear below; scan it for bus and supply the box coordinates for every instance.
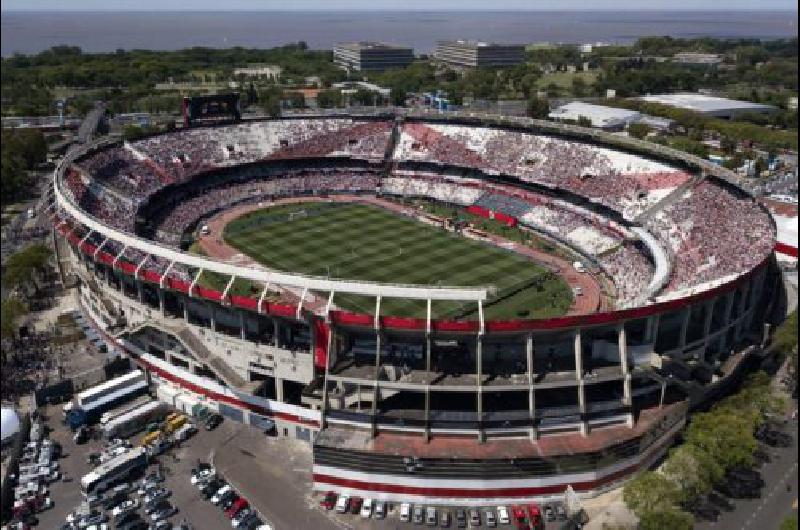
[99,396,153,426]
[67,371,149,429]
[81,447,147,496]
[102,401,168,440]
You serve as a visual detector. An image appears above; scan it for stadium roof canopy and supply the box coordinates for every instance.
[637,93,779,118]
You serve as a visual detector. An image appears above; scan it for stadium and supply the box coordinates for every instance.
[49,105,785,505]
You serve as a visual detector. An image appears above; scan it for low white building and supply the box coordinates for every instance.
[638,93,779,119]
[233,64,282,80]
[549,102,641,130]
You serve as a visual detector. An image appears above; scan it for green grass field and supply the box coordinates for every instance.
[223,202,572,319]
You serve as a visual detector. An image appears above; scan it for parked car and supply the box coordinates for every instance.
[425,506,437,526]
[190,468,216,486]
[497,506,511,525]
[455,509,467,528]
[143,488,170,505]
[374,500,386,519]
[360,498,373,518]
[221,492,241,511]
[511,506,530,530]
[544,504,556,522]
[204,414,224,431]
[319,491,337,510]
[212,485,233,505]
[232,508,255,528]
[335,495,350,514]
[413,505,424,524]
[554,502,567,521]
[225,497,249,519]
[484,509,497,527]
[112,499,139,518]
[468,509,481,527]
[150,504,177,521]
[399,503,411,522]
[201,479,226,499]
[144,499,171,516]
[349,496,363,515]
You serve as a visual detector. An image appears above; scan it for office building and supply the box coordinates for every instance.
[434,40,525,68]
[333,42,414,72]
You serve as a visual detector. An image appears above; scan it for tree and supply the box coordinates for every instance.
[684,410,757,472]
[622,471,681,517]
[526,96,550,119]
[627,122,651,139]
[571,76,588,97]
[662,444,722,504]
[638,509,694,530]
[316,89,342,109]
[2,243,52,297]
[0,297,27,341]
[577,115,593,128]
[780,514,798,530]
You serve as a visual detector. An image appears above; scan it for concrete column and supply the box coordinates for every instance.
[645,314,660,344]
[273,319,280,348]
[137,282,144,304]
[183,300,189,322]
[678,308,691,351]
[424,331,432,442]
[574,329,588,436]
[275,377,284,402]
[719,292,735,350]
[526,334,537,441]
[735,286,749,340]
[617,323,634,427]
[239,312,247,341]
[209,305,217,333]
[370,331,382,438]
[701,300,715,362]
[158,289,165,316]
[476,336,484,443]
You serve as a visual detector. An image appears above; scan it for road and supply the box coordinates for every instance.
[696,415,798,530]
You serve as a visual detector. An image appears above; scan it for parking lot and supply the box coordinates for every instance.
[32,400,579,530]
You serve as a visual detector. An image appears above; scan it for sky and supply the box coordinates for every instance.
[1,0,797,11]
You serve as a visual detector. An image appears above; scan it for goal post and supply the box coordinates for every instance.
[288,209,308,222]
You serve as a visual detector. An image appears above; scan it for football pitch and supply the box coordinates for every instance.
[223,202,572,319]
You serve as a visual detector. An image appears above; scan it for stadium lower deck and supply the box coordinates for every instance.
[50,112,784,504]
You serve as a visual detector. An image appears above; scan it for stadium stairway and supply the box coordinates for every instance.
[634,172,706,224]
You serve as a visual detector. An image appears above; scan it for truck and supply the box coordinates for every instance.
[99,395,153,426]
[66,371,149,429]
[102,400,168,440]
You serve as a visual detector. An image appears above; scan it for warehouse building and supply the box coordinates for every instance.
[333,42,414,72]
[435,40,525,68]
[638,93,779,119]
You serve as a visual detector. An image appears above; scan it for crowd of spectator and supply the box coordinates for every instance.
[648,180,774,292]
[59,119,775,311]
[153,171,381,244]
[394,123,692,219]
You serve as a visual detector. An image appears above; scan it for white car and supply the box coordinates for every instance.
[360,498,373,518]
[399,502,412,522]
[85,525,109,530]
[191,468,215,486]
[211,485,233,505]
[112,499,139,517]
[497,506,511,525]
[334,494,350,514]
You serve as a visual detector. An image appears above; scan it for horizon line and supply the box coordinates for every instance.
[3,7,798,12]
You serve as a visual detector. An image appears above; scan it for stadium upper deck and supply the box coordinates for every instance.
[58,114,775,309]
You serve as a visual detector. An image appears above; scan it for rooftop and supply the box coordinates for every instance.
[548,102,641,129]
[638,93,778,114]
[336,41,411,51]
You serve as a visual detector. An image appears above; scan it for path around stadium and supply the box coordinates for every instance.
[197,194,605,316]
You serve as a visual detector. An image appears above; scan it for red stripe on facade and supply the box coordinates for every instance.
[313,464,636,498]
[775,242,798,258]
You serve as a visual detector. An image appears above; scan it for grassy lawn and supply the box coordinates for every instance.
[223,202,572,319]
